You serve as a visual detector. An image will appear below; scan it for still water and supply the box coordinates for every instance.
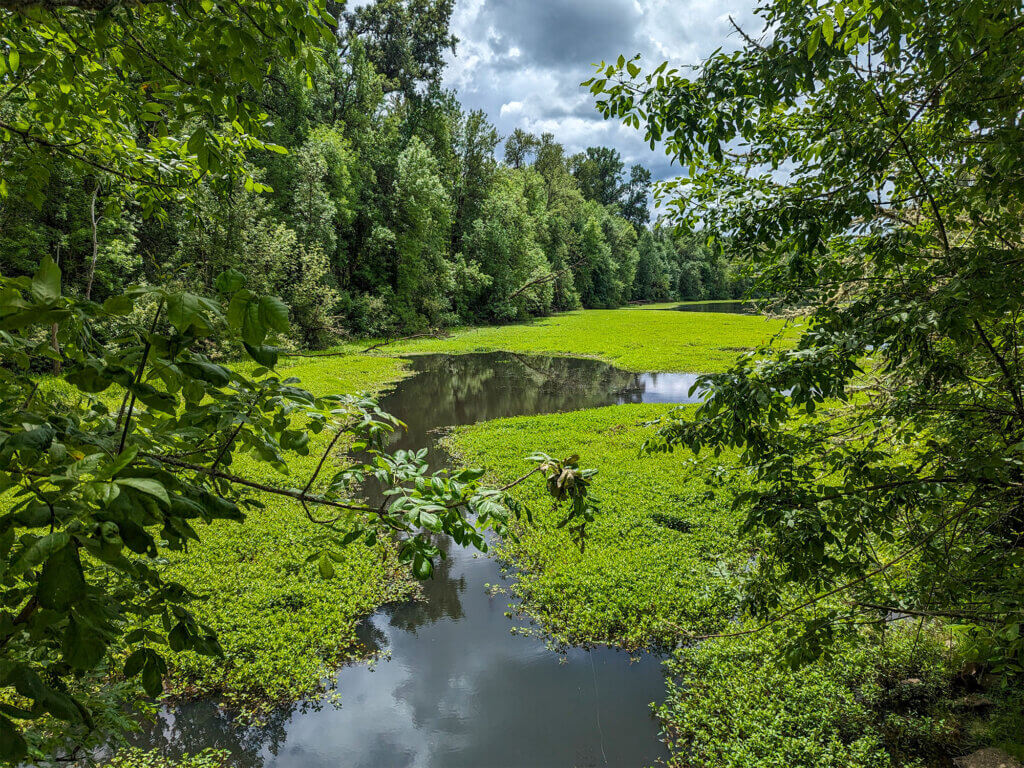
[134,353,705,768]
[670,301,754,314]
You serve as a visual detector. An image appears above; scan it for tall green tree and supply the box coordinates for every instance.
[592,0,1024,669]
[390,136,454,327]
[342,0,457,97]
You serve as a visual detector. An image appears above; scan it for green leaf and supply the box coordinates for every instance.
[258,295,290,334]
[317,555,335,579]
[0,716,26,765]
[186,127,207,156]
[214,268,245,294]
[102,295,134,315]
[0,714,27,762]
[141,657,164,698]
[63,616,106,670]
[179,360,231,387]
[166,292,203,333]
[31,256,61,304]
[412,553,433,580]
[37,543,86,611]
[123,648,148,678]
[116,478,171,508]
[243,342,278,368]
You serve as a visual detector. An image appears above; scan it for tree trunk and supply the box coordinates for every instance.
[84,181,100,302]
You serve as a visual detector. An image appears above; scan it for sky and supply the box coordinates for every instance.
[442,0,760,188]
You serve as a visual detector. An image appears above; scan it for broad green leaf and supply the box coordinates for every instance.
[31,256,61,304]
[116,478,171,508]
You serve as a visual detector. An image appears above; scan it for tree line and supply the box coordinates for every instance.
[0,4,743,350]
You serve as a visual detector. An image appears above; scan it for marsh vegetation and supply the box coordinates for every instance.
[1,0,1023,766]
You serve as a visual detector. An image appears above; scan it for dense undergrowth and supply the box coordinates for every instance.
[448,397,1024,768]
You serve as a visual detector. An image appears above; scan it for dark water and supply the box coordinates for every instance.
[134,354,705,768]
[670,301,754,314]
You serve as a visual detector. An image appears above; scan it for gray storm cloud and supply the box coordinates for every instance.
[444,0,760,199]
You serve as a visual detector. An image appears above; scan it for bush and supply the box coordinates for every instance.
[656,623,960,768]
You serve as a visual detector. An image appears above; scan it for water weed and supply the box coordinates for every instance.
[159,353,416,708]
[390,307,793,372]
[449,403,749,649]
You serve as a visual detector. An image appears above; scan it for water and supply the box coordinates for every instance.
[133,353,705,768]
[669,301,754,314]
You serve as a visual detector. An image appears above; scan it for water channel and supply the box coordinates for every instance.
[669,301,754,314]
[133,353,706,768]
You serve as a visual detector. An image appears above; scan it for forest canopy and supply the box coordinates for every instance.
[0,0,744,352]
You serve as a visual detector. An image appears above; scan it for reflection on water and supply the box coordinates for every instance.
[669,301,755,314]
[133,353,703,768]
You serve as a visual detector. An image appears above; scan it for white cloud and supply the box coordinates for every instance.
[444,0,760,188]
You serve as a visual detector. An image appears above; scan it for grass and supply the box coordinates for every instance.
[390,306,792,372]
[448,403,748,648]
[159,352,417,710]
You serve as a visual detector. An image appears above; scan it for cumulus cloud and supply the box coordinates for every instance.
[444,0,761,197]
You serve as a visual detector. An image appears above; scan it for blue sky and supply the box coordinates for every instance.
[442,0,759,188]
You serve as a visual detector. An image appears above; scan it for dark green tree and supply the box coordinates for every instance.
[591,0,1024,669]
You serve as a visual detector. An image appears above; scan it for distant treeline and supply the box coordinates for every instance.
[0,4,746,348]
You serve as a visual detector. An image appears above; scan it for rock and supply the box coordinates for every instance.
[953,748,1024,768]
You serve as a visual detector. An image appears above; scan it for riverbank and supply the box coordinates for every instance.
[159,305,780,711]
[158,354,415,711]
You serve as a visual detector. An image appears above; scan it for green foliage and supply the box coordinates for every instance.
[0,0,335,215]
[461,168,552,321]
[158,353,414,709]
[392,306,792,372]
[0,259,599,760]
[657,624,961,768]
[450,404,746,647]
[591,0,1024,671]
[390,136,454,328]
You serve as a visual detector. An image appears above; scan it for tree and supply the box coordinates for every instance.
[503,128,539,169]
[0,0,337,215]
[451,109,500,256]
[591,0,1024,669]
[390,136,454,327]
[571,146,625,208]
[461,167,553,320]
[343,0,457,97]
[620,164,652,228]
[0,3,605,760]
